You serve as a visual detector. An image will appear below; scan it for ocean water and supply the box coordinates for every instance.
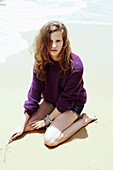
[0,0,113,63]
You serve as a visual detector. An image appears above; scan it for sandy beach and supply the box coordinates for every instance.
[0,23,113,170]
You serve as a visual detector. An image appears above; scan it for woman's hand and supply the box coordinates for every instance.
[9,126,24,143]
[9,112,30,143]
[29,120,46,129]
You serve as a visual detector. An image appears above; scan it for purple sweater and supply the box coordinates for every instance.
[24,52,87,116]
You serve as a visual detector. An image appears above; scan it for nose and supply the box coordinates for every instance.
[52,42,56,48]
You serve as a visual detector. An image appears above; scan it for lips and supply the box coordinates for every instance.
[51,49,57,51]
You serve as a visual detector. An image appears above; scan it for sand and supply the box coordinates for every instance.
[0,23,113,170]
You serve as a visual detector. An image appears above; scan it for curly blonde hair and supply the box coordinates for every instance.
[33,21,72,81]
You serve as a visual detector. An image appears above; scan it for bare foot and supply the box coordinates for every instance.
[81,113,97,126]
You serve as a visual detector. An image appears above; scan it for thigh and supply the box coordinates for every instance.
[45,110,78,138]
[27,100,54,124]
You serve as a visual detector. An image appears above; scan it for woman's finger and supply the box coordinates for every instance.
[11,132,21,140]
[33,124,38,129]
[29,121,37,125]
[31,122,39,127]
[9,134,17,142]
[9,132,17,140]
[30,123,36,126]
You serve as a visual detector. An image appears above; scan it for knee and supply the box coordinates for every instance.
[44,127,63,147]
[44,135,58,147]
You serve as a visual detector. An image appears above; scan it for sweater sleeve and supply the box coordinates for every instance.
[56,65,83,113]
[24,69,42,117]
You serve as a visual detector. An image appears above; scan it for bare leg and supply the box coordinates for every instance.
[24,100,54,132]
[44,112,97,146]
[54,113,97,145]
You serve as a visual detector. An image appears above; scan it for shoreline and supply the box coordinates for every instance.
[1,22,113,64]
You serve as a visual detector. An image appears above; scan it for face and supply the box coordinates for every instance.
[49,31,63,61]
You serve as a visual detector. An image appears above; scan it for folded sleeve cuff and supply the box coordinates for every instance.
[24,109,33,117]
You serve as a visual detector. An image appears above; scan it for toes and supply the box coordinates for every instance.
[82,113,97,120]
[81,113,97,125]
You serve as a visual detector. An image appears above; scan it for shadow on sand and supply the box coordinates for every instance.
[8,126,88,150]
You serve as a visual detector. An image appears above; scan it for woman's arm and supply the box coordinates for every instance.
[24,69,42,117]
[21,112,30,129]
[29,108,61,129]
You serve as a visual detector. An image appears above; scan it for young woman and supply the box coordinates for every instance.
[9,21,97,147]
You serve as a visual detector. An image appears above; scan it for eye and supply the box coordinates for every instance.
[56,40,61,42]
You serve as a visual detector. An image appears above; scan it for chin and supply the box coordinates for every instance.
[51,52,58,56]
[51,55,59,61]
